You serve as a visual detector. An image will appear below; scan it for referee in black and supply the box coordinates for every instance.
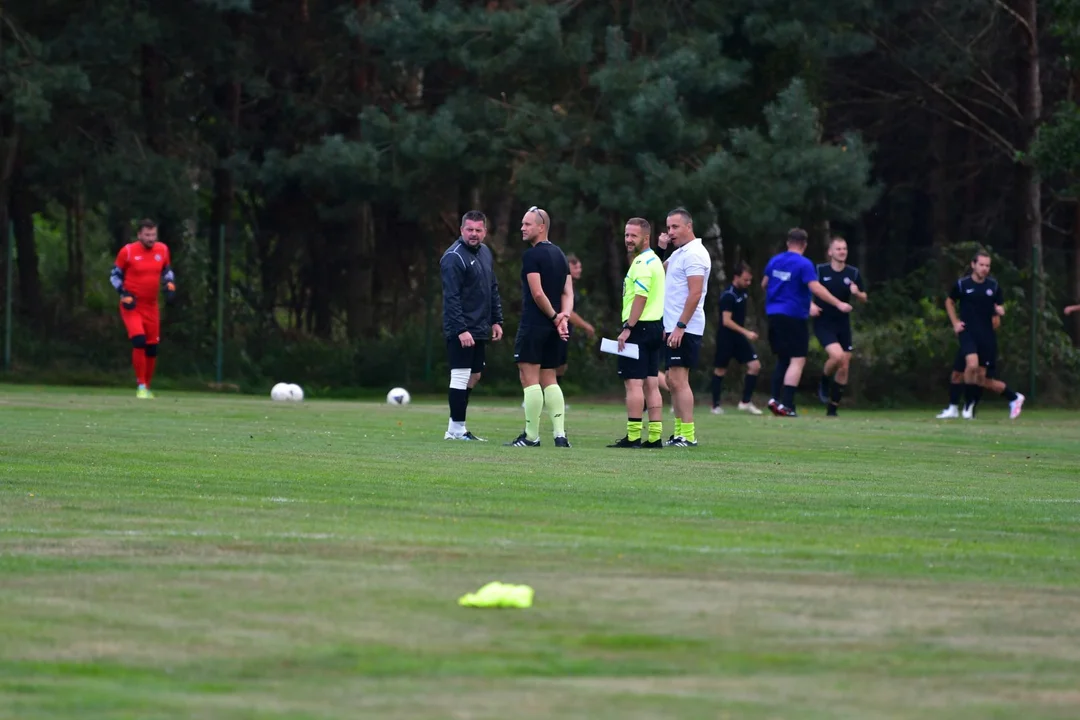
[441,210,503,441]
[507,205,573,448]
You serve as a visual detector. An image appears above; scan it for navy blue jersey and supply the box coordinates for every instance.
[813,263,862,323]
[718,284,749,336]
[948,275,1003,334]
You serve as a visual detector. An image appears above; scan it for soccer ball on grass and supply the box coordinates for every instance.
[386,387,411,406]
[271,383,305,402]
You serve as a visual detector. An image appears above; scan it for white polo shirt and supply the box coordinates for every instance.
[663,237,711,335]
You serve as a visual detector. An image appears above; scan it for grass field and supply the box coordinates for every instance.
[1,385,1079,719]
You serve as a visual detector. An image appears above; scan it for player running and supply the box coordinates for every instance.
[109,219,176,398]
[811,237,868,417]
[762,228,851,417]
[608,218,666,449]
[944,251,1024,419]
[506,206,573,448]
[661,208,711,447]
[440,210,504,441]
[710,261,762,415]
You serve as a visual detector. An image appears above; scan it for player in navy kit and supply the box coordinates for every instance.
[811,237,867,416]
[710,262,762,415]
[944,251,1024,419]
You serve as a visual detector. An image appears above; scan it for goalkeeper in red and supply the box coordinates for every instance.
[110,219,176,398]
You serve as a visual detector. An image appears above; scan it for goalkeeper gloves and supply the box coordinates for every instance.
[165,282,176,303]
[120,291,136,310]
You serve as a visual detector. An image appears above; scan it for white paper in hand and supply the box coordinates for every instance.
[600,338,640,359]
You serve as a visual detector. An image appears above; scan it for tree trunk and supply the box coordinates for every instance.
[140,43,166,155]
[604,212,624,317]
[109,209,132,254]
[930,112,950,287]
[1013,0,1042,285]
[307,230,333,339]
[704,215,725,290]
[65,201,75,311]
[74,187,85,303]
[209,11,244,330]
[343,0,376,342]
[959,131,979,245]
[64,184,86,310]
[488,190,513,257]
[0,121,18,305]
[346,203,376,340]
[1073,202,1080,344]
[9,178,41,318]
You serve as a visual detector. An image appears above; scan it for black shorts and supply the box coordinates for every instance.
[813,319,853,352]
[952,347,996,378]
[617,320,663,380]
[768,314,810,359]
[957,330,997,371]
[665,331,703,370]
[514,323,565,370]
[446,337,486,373]
[714,332,758,367]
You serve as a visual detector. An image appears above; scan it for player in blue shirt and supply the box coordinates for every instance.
[761,228,852,417]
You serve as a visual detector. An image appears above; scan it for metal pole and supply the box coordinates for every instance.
[1029,243,1038,401]
[215,224,225,384]
[3,222,12,372]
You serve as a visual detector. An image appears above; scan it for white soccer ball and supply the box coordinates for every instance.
[286,383,304,402]
[386,387,411,406]
[270,382,289,402]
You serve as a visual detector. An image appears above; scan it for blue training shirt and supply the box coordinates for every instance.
[764,251,817,319]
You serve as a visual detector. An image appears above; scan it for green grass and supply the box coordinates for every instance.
[1,384,1079,719]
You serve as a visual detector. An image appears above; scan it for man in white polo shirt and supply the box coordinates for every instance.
[661,207,711,447]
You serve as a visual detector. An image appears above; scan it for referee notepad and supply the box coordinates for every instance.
[600,338,640,359]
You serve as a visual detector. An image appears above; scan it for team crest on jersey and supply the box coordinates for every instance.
[154,254,162,262]
[986,288,993,296]
[843,277,852,285]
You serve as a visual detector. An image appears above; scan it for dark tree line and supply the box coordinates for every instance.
[0,0,1077,395]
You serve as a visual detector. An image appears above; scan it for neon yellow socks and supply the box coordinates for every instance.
[523,384,544,441]
[627,418,642,442]
[674,417,683,438]
[543,384,566,437]
[682,422,696,443]
[648,421,662,443]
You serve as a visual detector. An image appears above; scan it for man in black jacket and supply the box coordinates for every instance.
[441,210,504,440]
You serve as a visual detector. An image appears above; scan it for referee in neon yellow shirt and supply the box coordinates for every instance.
[608,217,667,449]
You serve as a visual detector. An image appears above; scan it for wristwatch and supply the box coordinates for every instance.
[676,321,687,329]
[622,321,635,330]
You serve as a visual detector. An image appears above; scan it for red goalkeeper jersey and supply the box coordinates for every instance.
[113,242,172,306]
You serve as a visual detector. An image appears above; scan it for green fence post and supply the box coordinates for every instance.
[215,225,225,385]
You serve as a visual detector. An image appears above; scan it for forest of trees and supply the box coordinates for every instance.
[1,0,1079,401]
